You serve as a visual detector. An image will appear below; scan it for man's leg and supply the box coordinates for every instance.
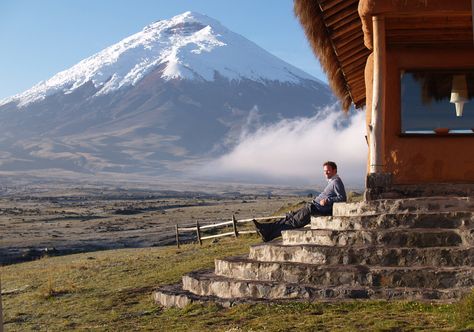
[254,203,317,242]
[311,201,332,217]
[276,203,314,228]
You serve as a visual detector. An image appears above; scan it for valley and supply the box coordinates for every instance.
[0,185,304,265]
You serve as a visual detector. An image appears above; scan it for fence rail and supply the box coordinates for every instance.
[175,214,285,247]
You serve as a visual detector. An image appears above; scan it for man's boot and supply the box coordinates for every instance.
[253,220,281,242]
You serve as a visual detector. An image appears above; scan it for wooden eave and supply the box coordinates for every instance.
[295,0,473,111]
[359,0,473,49]
[294,0,370,111]
[385,15,473,47]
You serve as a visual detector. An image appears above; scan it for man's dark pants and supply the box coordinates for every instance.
[264,202,332,240]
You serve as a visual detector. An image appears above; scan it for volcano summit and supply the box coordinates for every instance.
[0,12,334,178]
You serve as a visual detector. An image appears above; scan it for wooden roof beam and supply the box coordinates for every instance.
[318,0,346,12]
[333,30,364,51]
[320,0,358,18]
[387,16,472,30]
[359,0,472,49]
[330,19,363,40]
[339,48,370,64]
[359,0,471,16]
[325,10,359,29]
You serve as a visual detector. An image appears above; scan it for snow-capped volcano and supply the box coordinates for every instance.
[1,11,319,108]
[0,12,334,179]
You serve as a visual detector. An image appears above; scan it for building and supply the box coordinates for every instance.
[154,1,474,306]
[295,0,474,199]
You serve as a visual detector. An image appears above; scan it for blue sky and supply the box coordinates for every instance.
[0,0,326,100]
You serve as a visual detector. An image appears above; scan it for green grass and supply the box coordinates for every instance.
[347,191,364,203]
[2,236,473,331]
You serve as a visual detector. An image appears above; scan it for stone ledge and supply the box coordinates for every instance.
[249,243,474,266]
[178,269,472,302]
[154,283,258,308]
[154,283,472,308]
[365,178,474,200]
[333,196,473,217]
[213,257,474,288]
[311,212,474,230]
[281,228,466,247]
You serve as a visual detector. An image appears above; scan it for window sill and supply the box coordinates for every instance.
[399,133,474,137]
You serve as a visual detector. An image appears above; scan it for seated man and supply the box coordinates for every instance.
[254,161,346,242]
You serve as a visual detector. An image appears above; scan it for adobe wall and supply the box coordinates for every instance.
[383,48,474,185]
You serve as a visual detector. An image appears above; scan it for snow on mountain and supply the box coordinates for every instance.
[0,12,335,179]
[1,11,320,108]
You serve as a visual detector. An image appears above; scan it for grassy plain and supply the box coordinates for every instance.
[1,188,472,331]
[2,235,473,331]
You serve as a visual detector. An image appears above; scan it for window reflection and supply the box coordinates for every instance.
[401,71,474,134]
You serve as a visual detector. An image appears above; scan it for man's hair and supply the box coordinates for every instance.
[323,161,337,171]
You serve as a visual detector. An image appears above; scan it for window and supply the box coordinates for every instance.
[401,70,474,134]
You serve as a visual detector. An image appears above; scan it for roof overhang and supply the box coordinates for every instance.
[294,0,474,111]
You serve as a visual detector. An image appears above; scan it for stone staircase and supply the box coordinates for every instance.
[154,196,474,307]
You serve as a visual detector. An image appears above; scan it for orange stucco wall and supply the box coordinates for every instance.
[378,48,474,184]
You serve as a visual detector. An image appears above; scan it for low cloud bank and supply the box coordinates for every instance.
[199,106,368,189]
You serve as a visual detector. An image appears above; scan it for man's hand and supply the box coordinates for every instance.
[319,198,328,206]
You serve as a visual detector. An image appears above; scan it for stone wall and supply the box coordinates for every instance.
[364,173,474,200]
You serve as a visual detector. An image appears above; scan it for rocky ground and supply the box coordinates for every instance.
[0,185,304,265]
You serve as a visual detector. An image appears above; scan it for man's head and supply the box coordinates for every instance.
[323,161,337,180]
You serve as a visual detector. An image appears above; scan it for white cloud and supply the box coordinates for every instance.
[199,106,367,188]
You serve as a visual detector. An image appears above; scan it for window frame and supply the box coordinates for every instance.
[398,68,474,137]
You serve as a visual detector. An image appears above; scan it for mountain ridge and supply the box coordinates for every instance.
[0,11,322,108]
[0,11,334,181]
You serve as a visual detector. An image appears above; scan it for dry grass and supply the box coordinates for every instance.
[456,289,474,328]
[0,193,299,265]
[2,235,472,331]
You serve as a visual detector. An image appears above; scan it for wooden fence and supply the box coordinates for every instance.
[175,215,285,247]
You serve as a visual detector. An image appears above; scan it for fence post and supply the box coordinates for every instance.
[196,221,202,245]
[175,224,180,248]
[232,214,239,237]
[0,277,3,332]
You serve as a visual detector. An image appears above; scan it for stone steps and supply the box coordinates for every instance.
[153,283,259,308]
[173,269,473,302]
[281,228,467,247]
[214,256,474,289]
[154,281,472,306]
[333,197,473,217]
[249,243,474,266]
[311,212,473,231]
[154,196,474,308]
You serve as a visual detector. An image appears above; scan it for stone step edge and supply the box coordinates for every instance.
[154,283,261,308]
[281,229,468,247]
[250,243,474,250]
[153,283,471,308]
[332,208,474,218]
[311,212,474,228]
[338,196,473,204]
[249,243,474,254]
[323,211,474,218]
[281,228,470,242]
[249,243,474,258]
[283,228,468,235]
[215,255,474,272]
[332,197,473,216]
[181,270,472,303]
